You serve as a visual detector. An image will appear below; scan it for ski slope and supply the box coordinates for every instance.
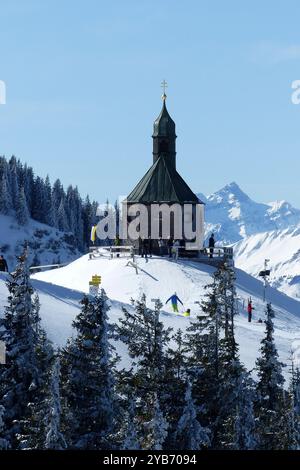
[234,227,300,300]
[27,253,300,379]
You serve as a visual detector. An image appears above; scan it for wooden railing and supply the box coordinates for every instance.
[200,246,234,259]
[89,245,135,260]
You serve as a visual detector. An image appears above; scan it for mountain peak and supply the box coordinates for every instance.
[208,181,251,204]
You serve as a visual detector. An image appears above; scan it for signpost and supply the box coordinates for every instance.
[89,274,102,296]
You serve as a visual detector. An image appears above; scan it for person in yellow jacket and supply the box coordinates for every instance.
[183,308,190,317]
[90,225,97,244]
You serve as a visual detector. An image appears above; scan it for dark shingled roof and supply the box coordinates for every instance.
[127,154,202,204]
[152,99,176,137]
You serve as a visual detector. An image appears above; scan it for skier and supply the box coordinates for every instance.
[166,292,183,313]
[183,308,191,317]
[247,298,254,323]
[208,233,215,259]
[0,255,8,272]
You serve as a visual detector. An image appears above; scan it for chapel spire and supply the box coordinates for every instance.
[152,82,177,168]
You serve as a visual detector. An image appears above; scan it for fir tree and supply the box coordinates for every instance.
[0,405,9,450]
[185,262,252,449]
[16,186,29,225]
[122,397,140,450]
[175,381,210,450]
[61,290,115,449]
[286,365,300,449]
[0,172,12,215]
[221,371,257,450]
[163,329,188,449]
[142,394,168,450]
[255,303,286,450]
[116,296,172,394]
[45,357,67,450]
[0,248,52,448]
[57,198,69,232]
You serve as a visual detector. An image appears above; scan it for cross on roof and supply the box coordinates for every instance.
[161,80,168,98]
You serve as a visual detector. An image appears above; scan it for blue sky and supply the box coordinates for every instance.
[1,0,300,206]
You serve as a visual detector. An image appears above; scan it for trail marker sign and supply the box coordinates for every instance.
[89,274,102,295]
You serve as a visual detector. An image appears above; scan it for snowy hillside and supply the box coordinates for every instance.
[234,227,300,300]
[201,182,300,245]
[30,254,300,379]
[0,214,81,271]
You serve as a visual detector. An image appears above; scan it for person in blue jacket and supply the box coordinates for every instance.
[166,292,183,313]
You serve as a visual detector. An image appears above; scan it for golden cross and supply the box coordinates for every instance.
[161,80,168,96]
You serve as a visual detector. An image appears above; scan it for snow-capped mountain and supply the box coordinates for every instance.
[200,182,300,300]
[200,182,300,244]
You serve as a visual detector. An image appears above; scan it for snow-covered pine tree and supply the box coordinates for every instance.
[116,296,173,449]
[185,262,252,449]
[221,371,257,450]
[0,172,13,215]
[142,393,169,451]
[8,156,19,211]
[163,329,188,449]
[116,296,172,394]
[57,197,69,232]
[0,405,9,450]
[22,163,35,214]
[214,268,256,449]
[45,357,67,450]
[44,175,56,227]
[185,271,223,431]
[31,176,47,223]
[122,397,140,450]
[61,290,115,449]
[0,248,52,449]
[23,315,55,449]
[285,365,300,450]
[255,303,287,450]
[16,186,29,225]
[66,186,84,249]
[174,381,210,450]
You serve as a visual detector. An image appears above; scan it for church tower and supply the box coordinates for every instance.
[124,87,204,255]
[152,93,176,168]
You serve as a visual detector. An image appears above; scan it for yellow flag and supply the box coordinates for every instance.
[90,225,97,242]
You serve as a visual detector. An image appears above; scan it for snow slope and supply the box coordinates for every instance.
[0,214,81,270]
[234,227,300,300]
[30,254,300,379]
